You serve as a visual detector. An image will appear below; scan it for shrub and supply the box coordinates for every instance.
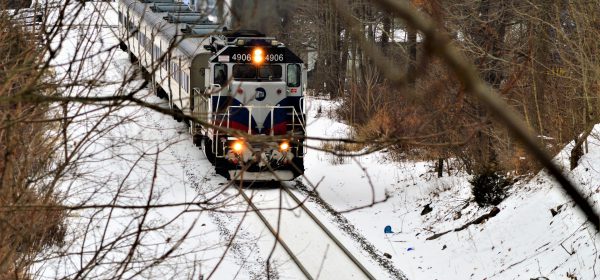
[0,13,65,277]
[470,170,512,207]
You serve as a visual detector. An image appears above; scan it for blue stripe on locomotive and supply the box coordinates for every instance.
[211,96,257,130]
[211,96,302,134]
[263,97,303,130]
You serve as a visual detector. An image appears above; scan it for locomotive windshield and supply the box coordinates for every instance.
[233,64,282,81]
[287,64,301,87]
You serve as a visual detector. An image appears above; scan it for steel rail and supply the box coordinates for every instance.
[101,2,375,277]
[280,184,376,280]
[239,183,377,279]
[237,188,315,280]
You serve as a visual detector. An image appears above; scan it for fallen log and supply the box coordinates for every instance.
[426,207,500,240]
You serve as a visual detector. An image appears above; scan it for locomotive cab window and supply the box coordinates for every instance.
[258,65,282,80]
[233,64,255,79]
[214,64,227,86]
[233,65,282,81]
[287,64,301,87]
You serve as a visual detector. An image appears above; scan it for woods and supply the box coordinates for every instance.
[274,0,600,178]
[1,0,599,278]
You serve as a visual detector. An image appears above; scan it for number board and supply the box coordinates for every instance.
[230,52,284,63]
[211,47,303,64]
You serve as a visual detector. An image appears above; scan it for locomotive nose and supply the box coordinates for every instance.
[230,81,287,130]
[232,81,285,103]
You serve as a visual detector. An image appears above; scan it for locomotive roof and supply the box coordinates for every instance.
[122,0,215,59]
[122,0,302,64]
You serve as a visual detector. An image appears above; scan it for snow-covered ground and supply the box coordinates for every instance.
[35,1,600,279]
[36,2,393,279]
[303,97,600,280]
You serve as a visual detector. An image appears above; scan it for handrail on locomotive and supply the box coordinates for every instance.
[118,0,307,180]
[195,86,306,162]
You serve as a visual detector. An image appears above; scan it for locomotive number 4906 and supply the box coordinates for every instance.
[231,53,284,62]
[265,54,284,62]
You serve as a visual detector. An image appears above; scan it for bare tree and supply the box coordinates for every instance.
[3,0,600,279]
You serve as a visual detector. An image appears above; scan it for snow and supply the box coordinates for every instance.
[34,1,600,279]
[36,2,390,279]
[303,98,600,279]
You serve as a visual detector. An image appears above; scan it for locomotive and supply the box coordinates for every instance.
[117,0,306,181]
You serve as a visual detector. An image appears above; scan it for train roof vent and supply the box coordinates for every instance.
[166,12,210,24]
[183,24,222,36]
[224,30,266,42]
[225,30,266,44]
[151,3,191,13]
[141,0,174,3]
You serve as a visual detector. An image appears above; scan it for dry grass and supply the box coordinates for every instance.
[0,12,65,277]
[320,140,364,154]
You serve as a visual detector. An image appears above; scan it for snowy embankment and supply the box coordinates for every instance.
[37,2,393,279]
[36,2,599,279]
[37,3,299,279]
[304,98,600,280]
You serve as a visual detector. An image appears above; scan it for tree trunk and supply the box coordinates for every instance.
[530,0,553,140]
[569,124,593,170]
[407,26,417,87]
[469,0,508,172]
[437,158,444,178]
[216,0,225,24]
[381,14,391,53]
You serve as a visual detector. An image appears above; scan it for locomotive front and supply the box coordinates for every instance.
[206,35,306,181]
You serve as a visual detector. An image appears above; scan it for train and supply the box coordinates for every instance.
[117,0,306,181]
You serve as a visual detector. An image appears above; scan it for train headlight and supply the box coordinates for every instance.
[279,141,290,152]
[252,48,264,64]
[232,141,244,154]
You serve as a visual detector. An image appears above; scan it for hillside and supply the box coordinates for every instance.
[305,98,600,279]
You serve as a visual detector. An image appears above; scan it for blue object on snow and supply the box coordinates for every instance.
[407,247,414,251]
[384,225,393,234]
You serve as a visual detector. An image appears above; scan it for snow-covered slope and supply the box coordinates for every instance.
[37,2,600,279]
[38,2,395,279]
[304,97,600,280]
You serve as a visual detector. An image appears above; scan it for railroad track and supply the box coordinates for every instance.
[238,182,376,280]
[96,1,384,278]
